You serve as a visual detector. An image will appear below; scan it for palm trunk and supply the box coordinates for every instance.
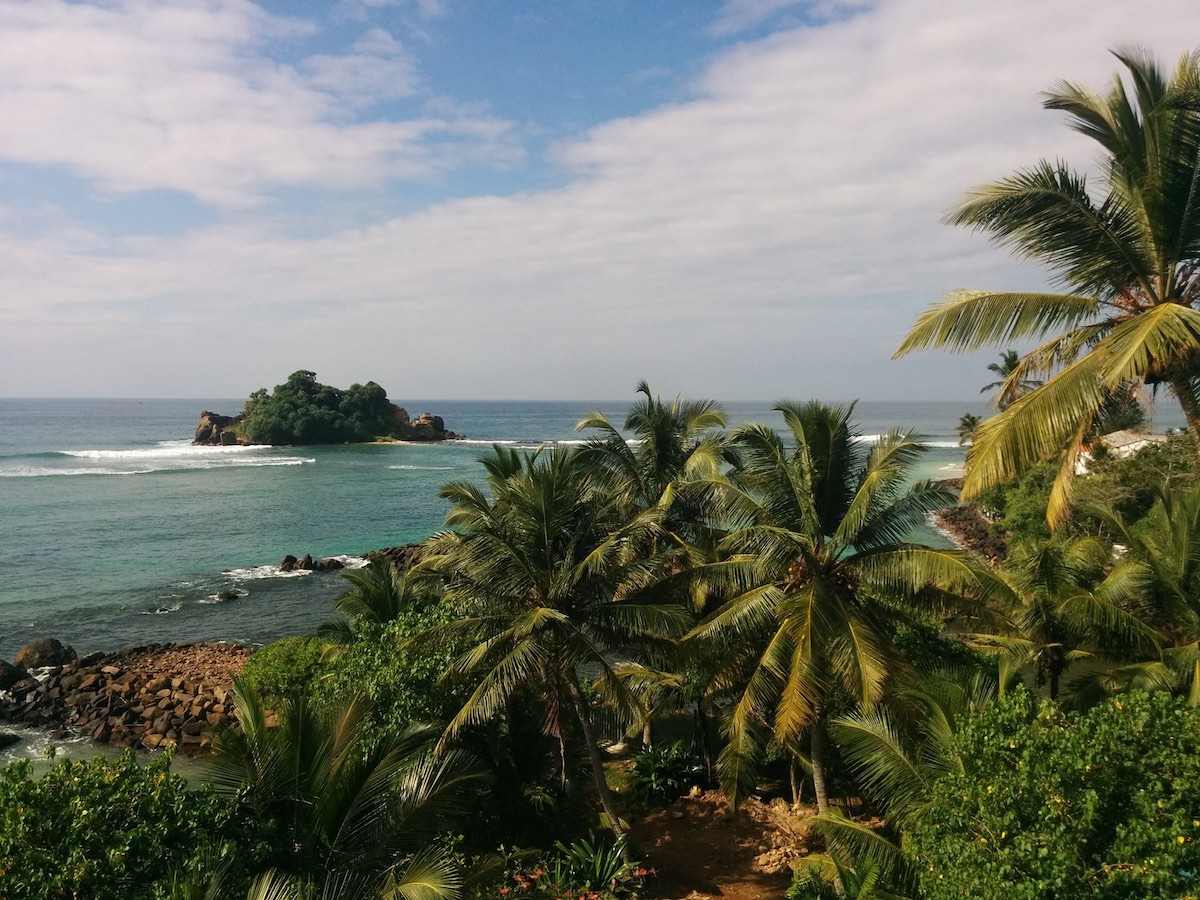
[565,672,632,861]
[1170,375,1200,456]
[810,716,832,815]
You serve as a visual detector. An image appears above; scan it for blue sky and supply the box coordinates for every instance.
[3,0,1200,401]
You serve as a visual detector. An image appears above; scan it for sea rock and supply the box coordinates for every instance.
[194,411,245,446]
[0,732,20,750]
[369,544,423,572]
[0,659,29,690]
[280,554,298,572]
[15,638,77,669]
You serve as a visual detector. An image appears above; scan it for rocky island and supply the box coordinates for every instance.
[193,370,461,445]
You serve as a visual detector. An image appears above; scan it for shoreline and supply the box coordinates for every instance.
[0,642,252,755]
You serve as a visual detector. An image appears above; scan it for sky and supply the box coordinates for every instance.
[3,0,1200,402]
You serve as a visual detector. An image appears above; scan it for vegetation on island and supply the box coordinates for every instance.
[232,370,455,445]
[9,46,1200,900]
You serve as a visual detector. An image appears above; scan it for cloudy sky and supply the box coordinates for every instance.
[3,0,1200,401]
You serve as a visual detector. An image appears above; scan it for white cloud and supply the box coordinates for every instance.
[0,0,515,206]
[4,0,1200,400]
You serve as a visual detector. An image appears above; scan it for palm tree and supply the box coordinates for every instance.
[577,382,728,747]
[790,670,999,899]
[315,556,430,648]
[416,445,691,853]
[966,538,1156,701]
[1090,481,1200,701]
[956,413,983,447]
[895,48,1200,526]
[576,380,727,542]
[980,350,1043,410]
[205,681,486,896]
[686,401,976,811]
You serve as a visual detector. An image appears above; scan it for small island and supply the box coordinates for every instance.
[193,370,461,445]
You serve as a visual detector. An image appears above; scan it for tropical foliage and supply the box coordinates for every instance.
[909,689,1200,899]
[207,681,487,897]
[0,750,258,900]
[416,444,691,850]
[686,401,972,810]
[895,48,1200,525]
[240,370,403,444]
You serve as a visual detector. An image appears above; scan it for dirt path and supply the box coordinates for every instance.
[630,790,815,899]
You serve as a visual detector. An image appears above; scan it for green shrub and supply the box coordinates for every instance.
[504,835,653,899]
[0,750,258,900]
[240,370,399,444]
[629,741,703,804]
[240,635,327,707]
[908,690,1200,899]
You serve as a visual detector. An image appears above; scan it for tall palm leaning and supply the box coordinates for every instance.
[687,401,975,811]
[416,445,691,854]
[895,48,1200,525]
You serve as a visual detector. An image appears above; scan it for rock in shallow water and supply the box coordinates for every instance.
[14,638,77,669]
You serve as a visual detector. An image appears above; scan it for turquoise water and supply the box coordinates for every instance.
[0,397,982,659]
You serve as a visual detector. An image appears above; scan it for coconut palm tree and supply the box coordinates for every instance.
[1089,481,1200,701]
[416,445,692,853]
[956,413,983,447]
[576,382,728,746]
[576,380,727,542]
[895,48,1200,526]
[205,681,486,897]
[786,670,999,899]
[980,350,1043,410]
[315,556,433,649]
[966,538,1157,701]
[686,401,977,811]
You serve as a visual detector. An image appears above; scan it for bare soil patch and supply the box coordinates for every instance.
[630,789,815,899]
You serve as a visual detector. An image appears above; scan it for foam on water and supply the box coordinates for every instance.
[388,464,457,470]
[59,440,262,459]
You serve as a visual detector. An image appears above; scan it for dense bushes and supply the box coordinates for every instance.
[909,690,1200,899]
[0,751,259,900]
[239,370,399,444]
[239,634,326,707]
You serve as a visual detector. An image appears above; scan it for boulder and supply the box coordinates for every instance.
[279,554,298,572]
[0,731,20,750]
[0,659,29,690]
[14,638,77,669]
[193,411,245,446]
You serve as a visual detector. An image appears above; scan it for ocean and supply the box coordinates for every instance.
[0,397,985,661]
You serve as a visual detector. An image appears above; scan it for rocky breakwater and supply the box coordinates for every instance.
[0,640,253,754]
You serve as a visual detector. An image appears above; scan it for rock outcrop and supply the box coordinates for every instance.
[14,638,77,669]
[194,411,246,446]
[369,544,424,572]
[279,554,346,572]
[0,642,252,754]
